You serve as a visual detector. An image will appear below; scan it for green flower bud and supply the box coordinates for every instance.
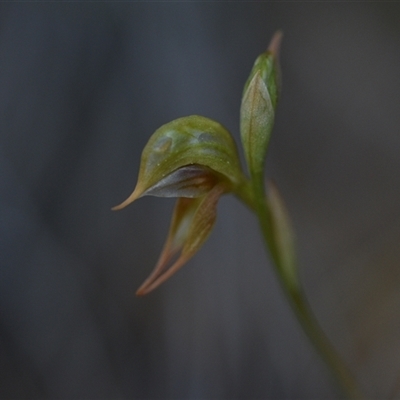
[240,31,282,176]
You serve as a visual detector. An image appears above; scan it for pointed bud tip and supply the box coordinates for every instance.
[267,30,283,58]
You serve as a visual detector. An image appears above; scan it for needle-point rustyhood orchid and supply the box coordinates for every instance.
[113,115,250,295]
[111,32,362,400]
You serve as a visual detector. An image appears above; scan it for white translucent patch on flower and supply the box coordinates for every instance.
[197,132,225,145]
[153,136,172,153]
[170,199,199,249]
[143,165,217,198]
[145,136,174,173]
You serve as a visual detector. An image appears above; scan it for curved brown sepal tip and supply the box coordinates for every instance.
[111,186,143,211]
[135,254,190,296]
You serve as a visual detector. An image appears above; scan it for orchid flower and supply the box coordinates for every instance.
[112,115,252,295]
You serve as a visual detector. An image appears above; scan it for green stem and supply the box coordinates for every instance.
[251,170,363,400]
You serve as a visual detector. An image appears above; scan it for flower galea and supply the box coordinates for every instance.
[113,115,250,296]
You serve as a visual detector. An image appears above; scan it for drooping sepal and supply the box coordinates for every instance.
[240,31,282,176]
[136,184,225,296]
[266,180,298,291]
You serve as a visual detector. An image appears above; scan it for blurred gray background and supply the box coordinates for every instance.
[0,3,399,399]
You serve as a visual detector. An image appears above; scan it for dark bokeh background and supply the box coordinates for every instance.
[1,3,400,399]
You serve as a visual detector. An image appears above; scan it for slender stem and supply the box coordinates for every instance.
[251,169,363,400]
